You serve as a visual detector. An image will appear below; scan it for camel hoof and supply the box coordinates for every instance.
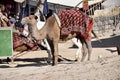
[52,62,58,66]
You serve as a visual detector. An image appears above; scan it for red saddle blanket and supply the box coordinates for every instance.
[59,9,93,40]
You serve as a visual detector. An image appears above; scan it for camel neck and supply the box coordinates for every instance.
[30,22,47,40]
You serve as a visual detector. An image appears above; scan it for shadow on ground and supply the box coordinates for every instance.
[0,55,75,68]
[0,57,49,68]
[92,35,120,48]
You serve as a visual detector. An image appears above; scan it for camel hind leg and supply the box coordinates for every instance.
[86,33,92,61]
[81,41,88,62]
[71,38,82,61]
[86,40,92,61]
[81,39,92,61]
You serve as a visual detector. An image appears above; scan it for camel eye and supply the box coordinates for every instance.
[34,16,38,20]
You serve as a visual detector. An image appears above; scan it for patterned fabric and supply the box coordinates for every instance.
[13,27,38,51]
[59,9,93,40]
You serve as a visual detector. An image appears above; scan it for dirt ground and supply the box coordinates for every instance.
[0,34,120,80]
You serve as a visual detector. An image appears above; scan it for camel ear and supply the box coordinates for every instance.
[34,15,38,20]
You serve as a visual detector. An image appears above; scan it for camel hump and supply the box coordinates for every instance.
[53,13,61,27]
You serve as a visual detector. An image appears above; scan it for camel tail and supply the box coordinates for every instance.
[92,30,101,42]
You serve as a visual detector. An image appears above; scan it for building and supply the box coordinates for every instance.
[0,0,105,17]
[0,0,17,16]
[47,0,104,15]
[15,0,104,16]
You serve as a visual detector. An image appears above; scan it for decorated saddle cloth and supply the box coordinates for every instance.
[59,9,93,39]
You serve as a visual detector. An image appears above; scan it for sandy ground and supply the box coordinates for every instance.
[0,34,120,80]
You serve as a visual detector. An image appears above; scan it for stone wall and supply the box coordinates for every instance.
[93,8,120,36]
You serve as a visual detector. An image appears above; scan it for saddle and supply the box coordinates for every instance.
[59,9,93,39]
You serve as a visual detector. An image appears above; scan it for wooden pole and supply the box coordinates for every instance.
[74,1,83,8]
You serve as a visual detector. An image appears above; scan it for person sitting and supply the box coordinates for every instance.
[0,4,9,27]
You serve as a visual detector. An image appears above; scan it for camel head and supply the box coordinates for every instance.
[21,15,38,26]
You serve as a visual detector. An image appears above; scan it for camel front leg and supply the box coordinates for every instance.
[52,41,59,66]
[48,39,59,66]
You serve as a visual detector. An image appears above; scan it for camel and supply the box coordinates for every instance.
[21,13,99,66]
